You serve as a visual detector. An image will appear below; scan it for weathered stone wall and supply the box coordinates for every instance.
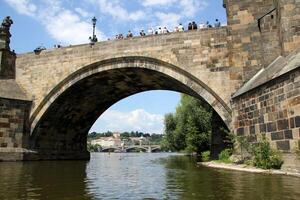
[232,69,300,153]
[0,98,31,150]
[278,0,300,55]
[0,50,16,79]
[224,0,276,83]
[259,8,281,67]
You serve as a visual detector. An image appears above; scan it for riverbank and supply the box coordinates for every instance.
[198,161,300,178]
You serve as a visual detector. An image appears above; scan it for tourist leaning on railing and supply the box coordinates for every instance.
[215,19,221,27]
[110,19,222,41]
[140,30,146,36]
[178,23,184,31]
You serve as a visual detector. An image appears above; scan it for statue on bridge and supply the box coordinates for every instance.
[0,16,14,50]
[1,16,13,30]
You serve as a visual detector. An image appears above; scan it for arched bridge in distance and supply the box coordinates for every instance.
[101,145,162,153]
[14,27,235,160]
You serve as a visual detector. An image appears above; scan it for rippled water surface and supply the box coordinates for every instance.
[0,153,300,200]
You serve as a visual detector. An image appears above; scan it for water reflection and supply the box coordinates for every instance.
[0,161,91,200]
[161,155,300,200]
[86,153,169,199]
[0,153,299,200]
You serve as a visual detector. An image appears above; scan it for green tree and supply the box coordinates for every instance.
[162,113,177,151]
[162,94,212,154]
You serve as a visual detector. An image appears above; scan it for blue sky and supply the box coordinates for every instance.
[1,0,226,134]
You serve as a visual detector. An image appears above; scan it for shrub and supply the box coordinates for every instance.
[269,152,284,169]
[218,149,232,163]
[201,151,210,162]
[225,133,251,161]
[252,137,283,169]
[244,159,253,166]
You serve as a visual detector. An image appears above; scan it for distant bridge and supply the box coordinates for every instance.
[101,145,161,153]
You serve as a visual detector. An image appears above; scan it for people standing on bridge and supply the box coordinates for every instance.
[118,34,124,39]
[127,31,133,38]
[178,23,184,32]
[215,19,221,27]
[140,30,146,36]
[192,21,198,30]
[188,22,192,30]
[163,27,169,34]
[173,26,179,32]
[206,21,212,28]
[199,22,205,29]
[157,27,162,34]
[148,27,154,35]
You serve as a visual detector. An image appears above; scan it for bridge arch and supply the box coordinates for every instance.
[125,146,148,152]
[151,147,162,153]
[29,56,231,159]
[101,147,121,152]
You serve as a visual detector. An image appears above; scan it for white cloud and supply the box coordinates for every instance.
[43,10,98,44]
[4,0,37,17]
[143,0,208,18]
[5,0,106,45]
[75,7,91,18]
[179,0,208,18]
[90,109,164,134]
[155,12,181,29]
[141,0,209,29]
[93,0,145,21]
[4,0,211,44]
[141,0,176,7]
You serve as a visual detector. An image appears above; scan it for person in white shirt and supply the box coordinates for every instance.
[148,27,154,35]
[163,27,169,34]
[157,27,163,34]
[174,26,179,32]
[215,19,221,27]
[178,23,184,32]
[199,22,206,29]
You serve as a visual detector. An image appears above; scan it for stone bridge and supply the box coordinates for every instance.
[101,145,161,153]
[1,0,300,171]
[13,27,234,160]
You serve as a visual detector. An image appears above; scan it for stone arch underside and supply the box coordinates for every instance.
[125,147,148,152]
[30,57,231,160]
[101,147,120,152]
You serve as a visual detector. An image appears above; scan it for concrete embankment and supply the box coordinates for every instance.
[198,161,300,178]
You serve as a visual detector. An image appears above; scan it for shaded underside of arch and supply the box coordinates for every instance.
[125,147,148,152]
[29,57,232,158]
[101,147,120,152]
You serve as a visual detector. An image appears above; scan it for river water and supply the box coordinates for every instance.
[0,153,299,200]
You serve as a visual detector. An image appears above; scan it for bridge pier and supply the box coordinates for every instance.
[210,111,231,159]
[0,20,34,161]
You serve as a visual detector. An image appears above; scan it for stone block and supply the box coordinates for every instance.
[271,131,284,140]
[292,129,299,139]
[277,119,289,130]
[250,125,255,134]
[276,141,290,151]
[295,116,300,127]
[1,143,7,147]
[259,124,267,133]
[267,122,277,132]
[290,117,295,129]
[284,130,293,140]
